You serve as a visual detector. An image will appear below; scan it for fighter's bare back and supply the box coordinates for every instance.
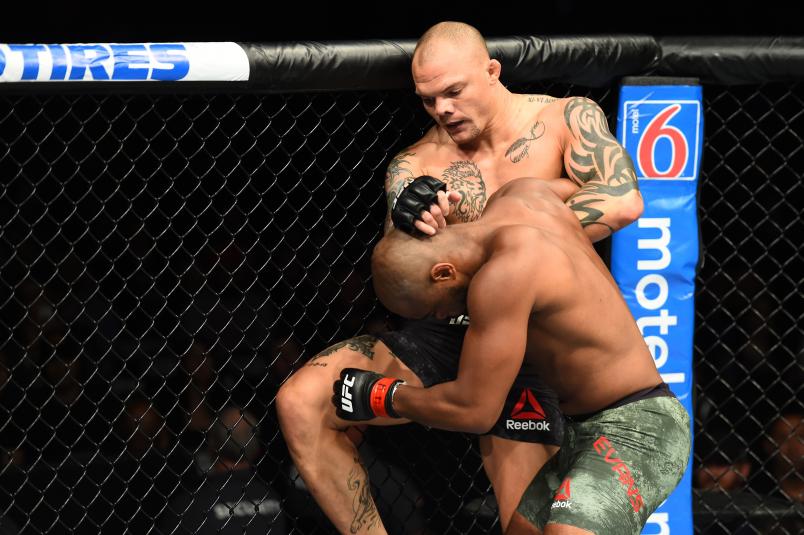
[470,178,662,414]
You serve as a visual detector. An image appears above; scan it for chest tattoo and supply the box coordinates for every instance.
[505,122,546,163]
[442,160,487,222]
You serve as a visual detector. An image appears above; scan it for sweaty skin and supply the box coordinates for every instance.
[278,20,643,535]
[387,38,642,242]
[377,24,643,533]
[373,178,662,427]
[372,179,689,535]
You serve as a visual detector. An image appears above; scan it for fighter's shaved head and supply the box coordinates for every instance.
[371,232,437,311]
[371,230,465,319]
[413,21,489,66]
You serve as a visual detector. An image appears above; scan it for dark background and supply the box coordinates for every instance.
[3,0,798,43]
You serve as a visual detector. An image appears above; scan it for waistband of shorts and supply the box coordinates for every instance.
[563,382,674,423]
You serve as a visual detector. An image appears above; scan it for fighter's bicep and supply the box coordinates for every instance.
[383,150,420,232]
[456,321,527,423]
[562,97,637,190]
[459,315,528,379]
[454,270,534,414]
[384,151,420,198]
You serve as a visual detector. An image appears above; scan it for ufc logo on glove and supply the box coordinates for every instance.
[333,369,404,420]
[340,374,356,413]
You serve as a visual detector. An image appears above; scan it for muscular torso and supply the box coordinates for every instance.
[403,95,570,223]
[390,95,654,414]
[476,179,661,414]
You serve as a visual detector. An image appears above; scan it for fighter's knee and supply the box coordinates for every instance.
[275,376,298,423]
[277,369,330,421]
[277,337,406,433]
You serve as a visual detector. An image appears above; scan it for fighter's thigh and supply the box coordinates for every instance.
[514,448,563,532]
[547,399,690,534]
[277,335,423,426]
[543,454,645,535]
[480,435,558,477]
[481,436,559,532]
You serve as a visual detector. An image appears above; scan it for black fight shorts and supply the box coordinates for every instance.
[376,317,563,445]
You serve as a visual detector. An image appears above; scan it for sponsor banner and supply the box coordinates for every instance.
[613,80,703,535]
[0,42,249,82]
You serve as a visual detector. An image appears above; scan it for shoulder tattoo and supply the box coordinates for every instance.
[563,97,638,196]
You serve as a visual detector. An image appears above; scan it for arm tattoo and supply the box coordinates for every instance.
[563,97,639,228]
[384,151,417,232]
[568,198,615,231]
[305,335,379,367]
[564,97,638,194]
[442,160,487,222]
[348,457,380,533]
[505,122,546,163]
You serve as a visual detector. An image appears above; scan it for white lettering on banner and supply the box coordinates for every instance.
[0,42,250,82]
[0,44,189,81]
[644,512,670,535]
[636,274,668,310]
[635,218,684,385]
[638,218,672,270]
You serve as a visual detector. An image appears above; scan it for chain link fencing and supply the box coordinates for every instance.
[0,81,801,534]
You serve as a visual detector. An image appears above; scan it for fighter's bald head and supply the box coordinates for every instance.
[371,232,435,313]
[413,21,490,68]
[371,230,460,318]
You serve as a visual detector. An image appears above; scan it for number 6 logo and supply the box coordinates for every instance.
[637,104,688,178]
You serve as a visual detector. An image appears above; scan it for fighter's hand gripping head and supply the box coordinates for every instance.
[391,176,447,236]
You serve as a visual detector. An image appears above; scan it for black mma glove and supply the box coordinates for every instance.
[332,368,404,420]
[391,175,447,235]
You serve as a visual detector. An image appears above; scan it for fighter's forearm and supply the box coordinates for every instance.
[392,382,495,434]
[566,188,644,242]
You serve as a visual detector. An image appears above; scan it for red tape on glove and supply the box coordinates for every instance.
[369,377,399,418]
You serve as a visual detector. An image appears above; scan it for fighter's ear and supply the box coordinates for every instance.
[431,262,457,281]
[488,59,501,83]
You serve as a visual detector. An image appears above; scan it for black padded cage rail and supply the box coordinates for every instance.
[0,37,802,534]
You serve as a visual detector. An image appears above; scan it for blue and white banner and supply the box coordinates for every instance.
[0,42,249,82]
[612,79,702,535]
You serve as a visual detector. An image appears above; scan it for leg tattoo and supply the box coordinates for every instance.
[347,456,380,533]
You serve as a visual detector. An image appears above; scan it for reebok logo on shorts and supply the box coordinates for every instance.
[551,478,572,509]
[511,388,546,419]
[506,388,551,431]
